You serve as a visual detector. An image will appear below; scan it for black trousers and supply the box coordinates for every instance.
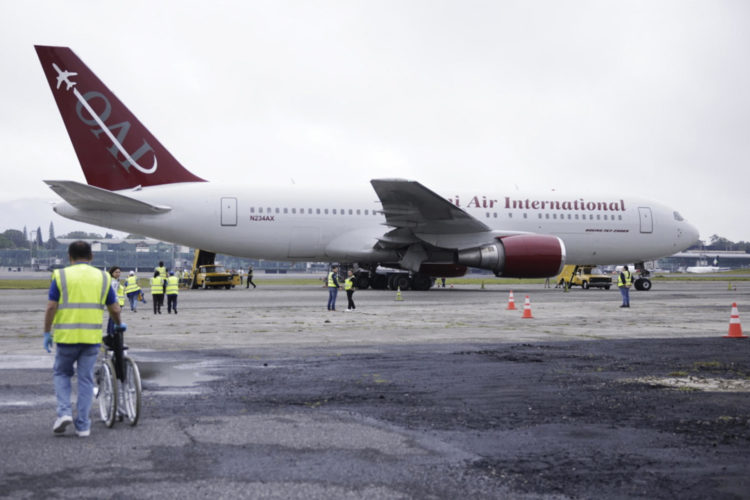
[153,294,164,313]
[346,290,355,310]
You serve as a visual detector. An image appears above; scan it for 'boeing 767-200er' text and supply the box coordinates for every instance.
[35,46,699,291]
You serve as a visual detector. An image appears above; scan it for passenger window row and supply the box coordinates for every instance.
[484,212,624,221]
[249,207,380,216]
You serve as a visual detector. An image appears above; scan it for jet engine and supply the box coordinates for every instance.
[456,234,566,278]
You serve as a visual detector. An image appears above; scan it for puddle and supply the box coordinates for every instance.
[138,360,222,393]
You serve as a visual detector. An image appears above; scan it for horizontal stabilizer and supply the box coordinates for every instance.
[44,180,171,214]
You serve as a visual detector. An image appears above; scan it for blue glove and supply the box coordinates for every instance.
[43,332,53,353]
[115,323,127,333]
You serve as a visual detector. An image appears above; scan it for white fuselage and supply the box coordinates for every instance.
[53,182,699,267]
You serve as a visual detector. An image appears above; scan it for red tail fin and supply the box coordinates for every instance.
[35,46,205,190]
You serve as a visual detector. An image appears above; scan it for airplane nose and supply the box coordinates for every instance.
[685,222,700,245]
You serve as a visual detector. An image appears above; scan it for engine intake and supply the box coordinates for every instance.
[457,234,566,278]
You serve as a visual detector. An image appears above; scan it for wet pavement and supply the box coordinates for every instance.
[1,281,750,498]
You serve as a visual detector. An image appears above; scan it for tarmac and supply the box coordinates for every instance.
[1,280,749,499]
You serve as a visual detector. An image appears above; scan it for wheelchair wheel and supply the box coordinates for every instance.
[120,356,142,426]
[97,359,117,428]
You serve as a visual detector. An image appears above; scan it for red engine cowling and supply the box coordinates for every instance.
[456,234,566,278]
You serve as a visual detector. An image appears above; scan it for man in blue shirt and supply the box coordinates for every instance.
[44,241,122,437]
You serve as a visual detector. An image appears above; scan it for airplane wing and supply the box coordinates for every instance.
[44,180,171,214]
[370,179,490,234]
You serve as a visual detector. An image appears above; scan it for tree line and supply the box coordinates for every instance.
[0,223,132,250]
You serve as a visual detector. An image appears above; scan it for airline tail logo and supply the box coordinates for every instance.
[51,62,157,175]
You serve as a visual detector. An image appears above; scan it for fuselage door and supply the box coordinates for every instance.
[638,207,653,234]
[221,197,237,226]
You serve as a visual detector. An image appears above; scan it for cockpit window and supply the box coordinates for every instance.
[673,211,684,222]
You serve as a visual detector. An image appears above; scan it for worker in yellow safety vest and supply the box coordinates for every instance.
[44,241,123,437]
[344,269,356,311]
[125,271,142,312]
[617,265,633,308]
[150,271,165,314]
[155,261,168,294]
[326,265,340,311]
[166,271,180,314]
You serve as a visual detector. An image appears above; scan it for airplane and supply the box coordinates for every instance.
[686,257,728,274]
[35,45,700,291]
[52,63,77,91]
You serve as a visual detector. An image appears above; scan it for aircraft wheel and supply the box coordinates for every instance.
[371,274,387,290]
[411,273,432,291]
[356,274,370,290]
[635,278,651,291]
[393,275,411,291]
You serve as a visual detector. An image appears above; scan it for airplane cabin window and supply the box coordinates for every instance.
[324,209,329,214]
[284,208,288,214]
[291,208,296,214]
[259,207,263,213]
[332,209,337,214]
[356,209,361,215]
[250,207,255,213]
[316,209,321,214]
[523,213,528,219]
[275,208,280,214]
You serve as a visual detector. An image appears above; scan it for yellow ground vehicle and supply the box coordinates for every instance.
[556,265,612,290]
[190,250,241,289]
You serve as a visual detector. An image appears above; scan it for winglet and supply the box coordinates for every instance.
[35,46,205,190]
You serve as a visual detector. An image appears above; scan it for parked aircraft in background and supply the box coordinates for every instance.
[35,46,700,290]
[686,257,728,274]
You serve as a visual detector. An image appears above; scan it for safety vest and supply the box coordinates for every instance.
[166,276,179,295]
[156,266,167,278]
[344,276,355,291]
[116,282,125,306]
[151,275,164,294]
[618,270,633,287]
[51,264,110,344]
[125,275,140,294]
[327,271,337,288]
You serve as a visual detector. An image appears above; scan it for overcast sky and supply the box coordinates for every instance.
[1,1,749,242]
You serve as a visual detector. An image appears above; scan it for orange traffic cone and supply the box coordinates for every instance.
[521,295,533,319]
[507,290,517,310]
[724,303,746,338]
